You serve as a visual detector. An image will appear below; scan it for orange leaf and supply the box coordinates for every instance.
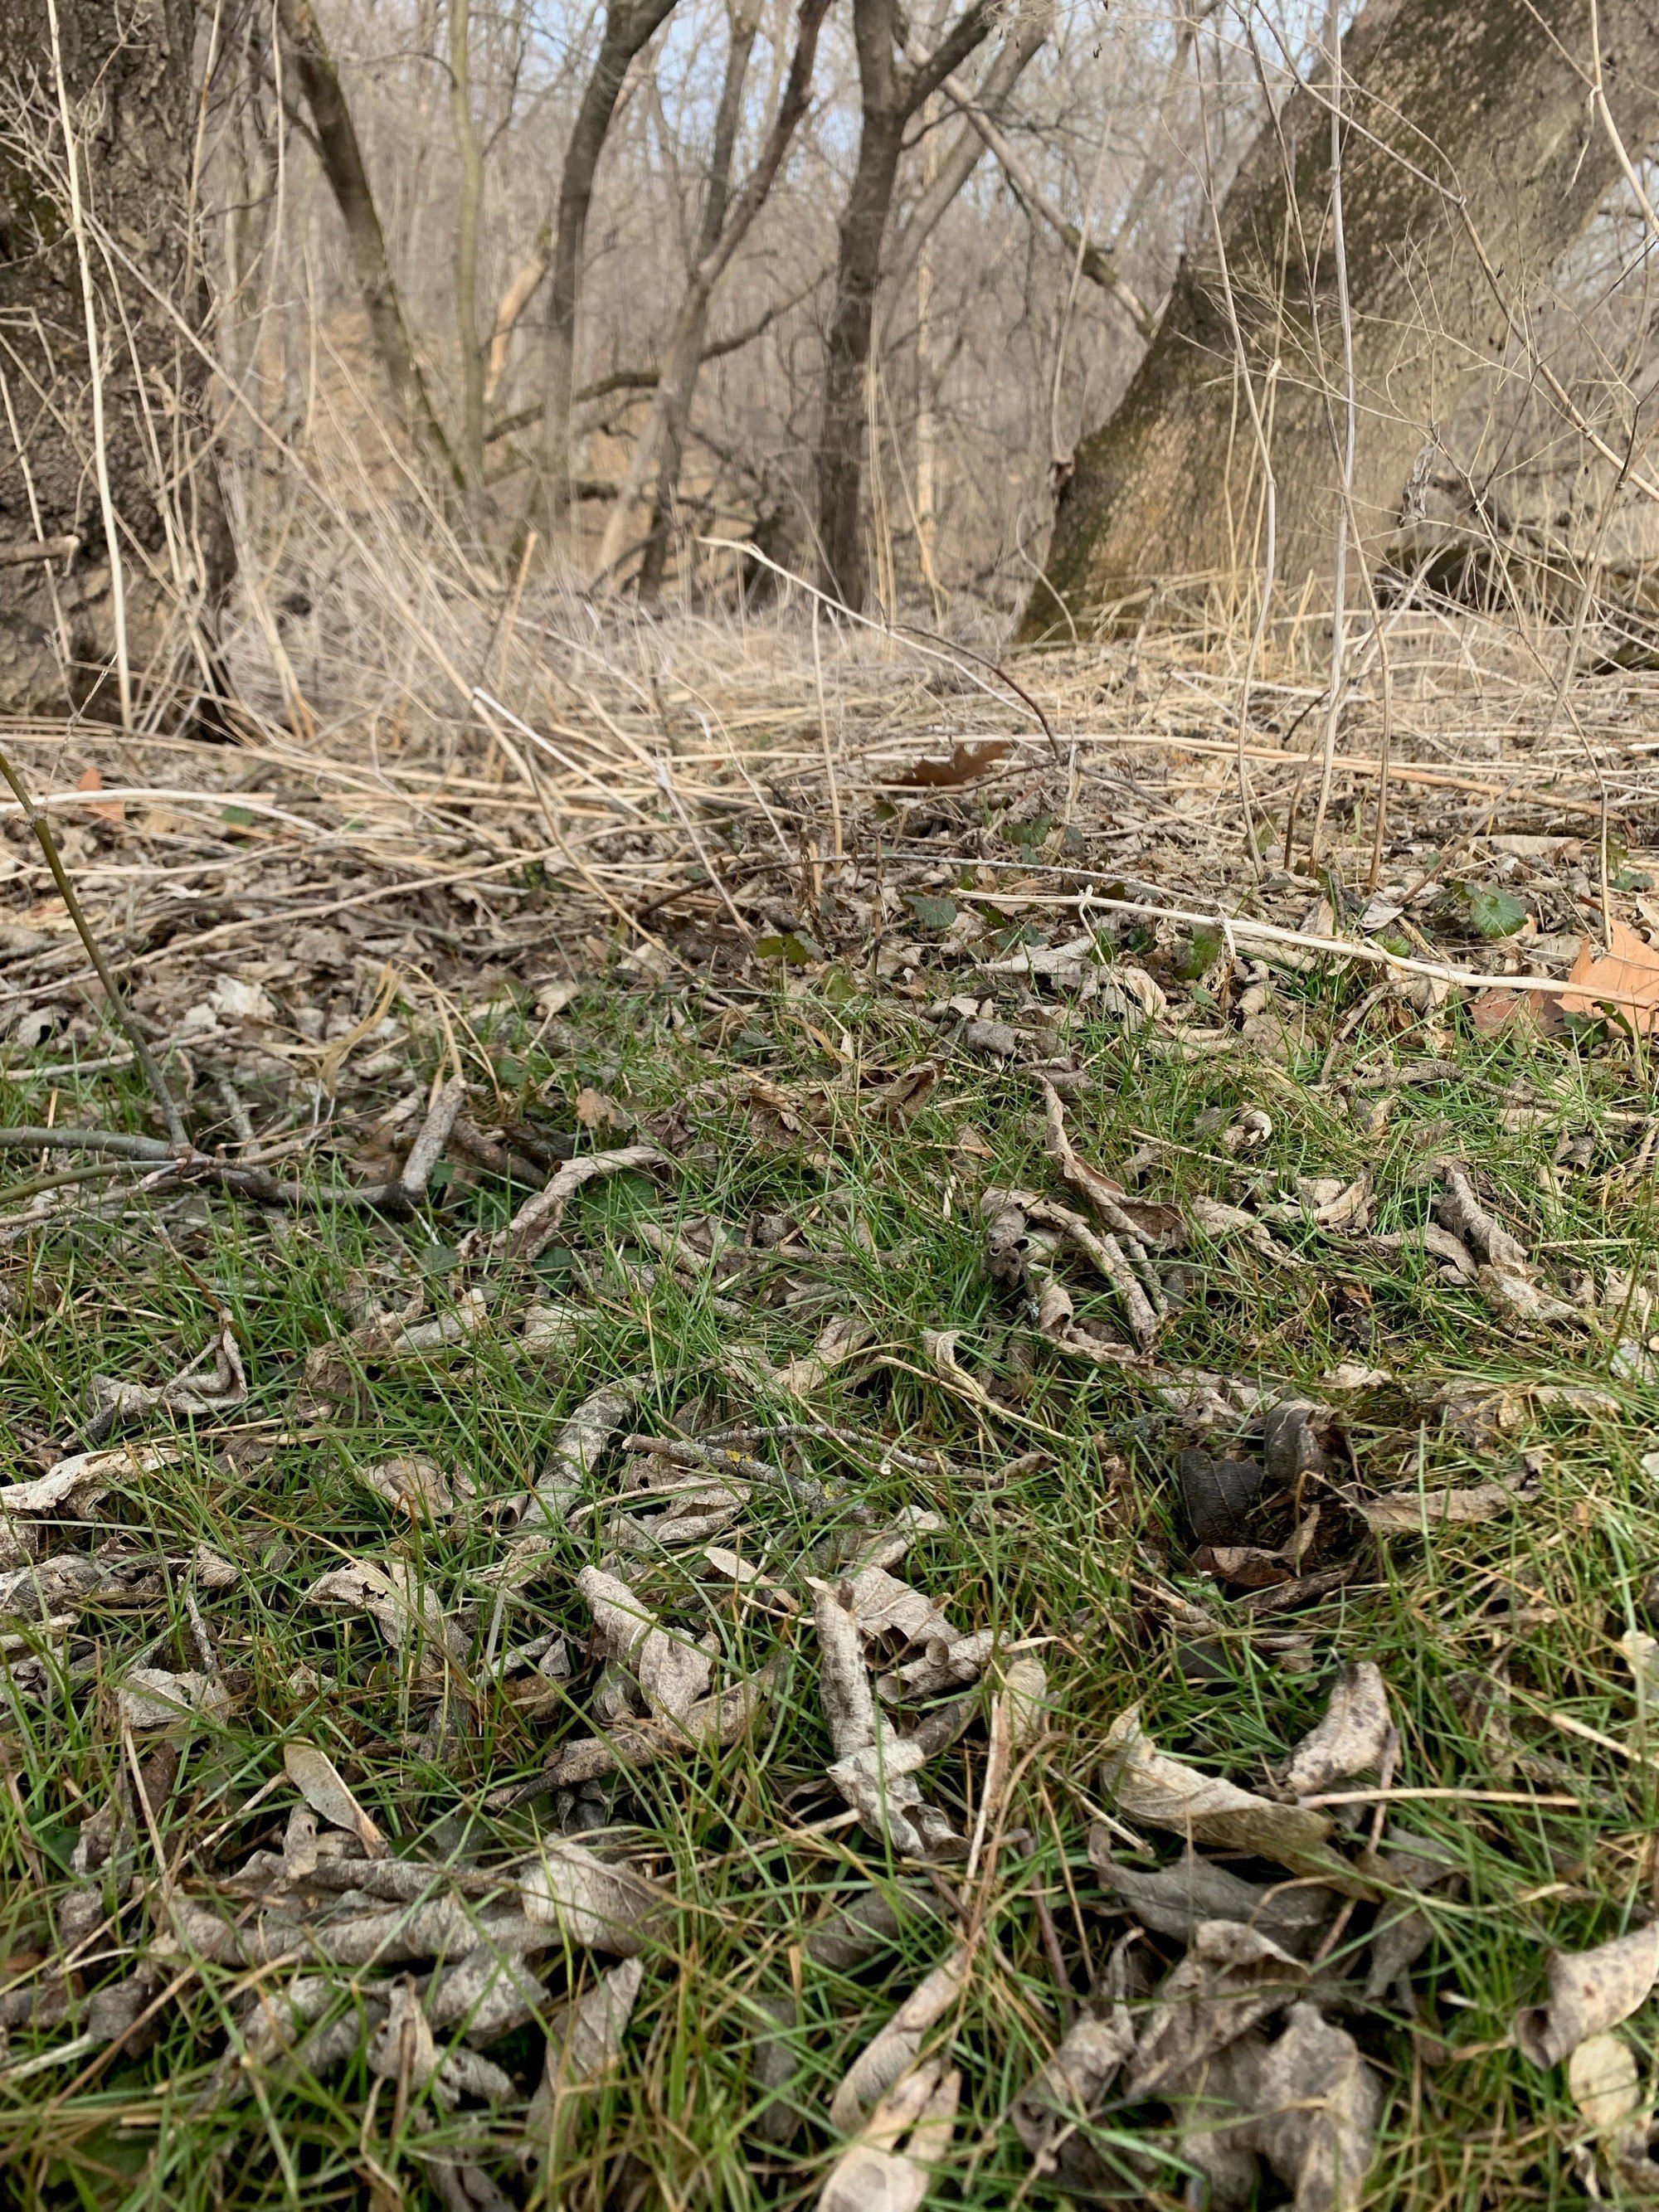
[75,765,124,826]
[892,739,1014,788]
[1468,987,1563,1040]
[1559,921,1659,1033]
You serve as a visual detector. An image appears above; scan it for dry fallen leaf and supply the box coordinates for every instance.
[892,737,1014,787]
[75,764,124,825]
[356,1453,469,1520]
[760,1315,873,1398]
[304,1558,466,1665]
[820,2056,961,2212]
[1011,2009,1134,2171]
[525,1956,644,2164]
[544,1955,644,2083]
[1089,1836,1336,1955]
[1569,2030,1642,2132]
[1515,1923,1659,2067]
[1003,1655,1049,1747]
[1559,919,1659,1032]
[1130,1921,1309,2101]
[1359,1475,1534,1534]
[829,1944,971,2132]
[578,1563,713,1723]
[118,1666,230,1732]
[536,1666,775,1790]
[0,1443,176,1523]
[512,1376,644,1537]
[812,1579,960,1857]
[1178,1446,1266,1547]
[504,1145,670,1262]
[1101,1708,1360,1890]
[1280,1663,1392,1797]
[1468,986,1562,1040]
[518,1839,664,1956]
[872,1062,940,1121]
[284,1742,387,1858]
[90,1313,248,1428]
[1191,1195,1303,1267]
[1170,2000,1380,2212]
[573,1085,634,1134]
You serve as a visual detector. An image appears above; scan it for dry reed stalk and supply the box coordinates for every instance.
[44,0,132,726]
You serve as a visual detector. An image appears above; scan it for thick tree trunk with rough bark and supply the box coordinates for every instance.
[1024,0,1659,639]
[0,0,229,716]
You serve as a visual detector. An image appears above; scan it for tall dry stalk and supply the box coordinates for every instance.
[1307,0,1355,865]
[45,0,131,724]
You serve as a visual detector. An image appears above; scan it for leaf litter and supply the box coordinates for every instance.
[8,668,1659,2207]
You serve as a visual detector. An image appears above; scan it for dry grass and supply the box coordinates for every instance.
[4,559,1659,2208]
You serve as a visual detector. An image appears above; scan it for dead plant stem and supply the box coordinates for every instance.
[45,0,132,726]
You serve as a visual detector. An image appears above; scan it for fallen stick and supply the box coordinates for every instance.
[951,887,1659,1021]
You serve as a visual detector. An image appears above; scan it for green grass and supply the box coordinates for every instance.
[3,949,1659,2209]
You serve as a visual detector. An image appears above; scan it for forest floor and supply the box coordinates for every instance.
[3,610,1659,2209]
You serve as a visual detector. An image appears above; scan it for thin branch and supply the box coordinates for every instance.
[0,746,186,1147]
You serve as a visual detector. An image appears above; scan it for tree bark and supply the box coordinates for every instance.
[885,0,1051,301]
[814,0,1002,610]
[598,0,762,591]
[637,0,765,601]
[448,0,488,486]
[536,0,682,531]
[596,0,832,595]
[0,0,229,717]
[1024,0,1659,638]
[275,0,460,483]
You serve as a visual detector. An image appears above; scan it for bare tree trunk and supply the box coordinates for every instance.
[885,0,1052,298]
[1026,0,1659,637]
[486,219,552,404]
[596,0,832,591]
[0,0,230,717]
[537,0,682,532]
[449,0,488,485]
[275,0,460,484]
[913,97,940,596]
[634,0,764,600]
[814,0,1002,610]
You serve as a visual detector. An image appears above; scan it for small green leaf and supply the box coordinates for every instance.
[1457,885,1529,940]
[1170,923,1224,980]
[221,804,255,828]
[905,892,958,931]
[755,930,820,965]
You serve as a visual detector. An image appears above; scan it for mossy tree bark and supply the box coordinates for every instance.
[0,0,229,716]
[1024,0,1659,639]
